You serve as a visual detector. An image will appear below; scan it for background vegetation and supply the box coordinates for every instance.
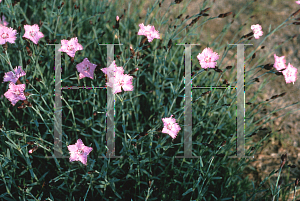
[0,0,300,200]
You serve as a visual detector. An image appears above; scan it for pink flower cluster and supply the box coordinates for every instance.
[101,60,134,94]
[274,54,298,84]
[3,66,27,106]
[2,18,162,106]
[251,24,263,39]
[0,22,17,45]
[0,19,44,106]
[2,12,296,166]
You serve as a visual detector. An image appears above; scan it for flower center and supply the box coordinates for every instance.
[77,149,84,155]
[205,57,211,63]
[13,90,20,96]
[118,79,124,86]
[30,31,36,37]
[68,45,74,51]
[287,70,292,77]
[167,123,173,130]
[84,65,89,71]
[2,33,8,39]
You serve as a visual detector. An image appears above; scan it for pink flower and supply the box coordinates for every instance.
[67,139,93,166]
[0,15,9,27]
[101,60,124,79]
[28,149,33,154]
[282,63,297,84]
[197,47,219,69]
[3,66,26,84]
[161,115,181,139]
[23,24,44,45]
[107,71,134,94]
[116,16,119,21]
[76,58,97,79]
[4,82,26,106]
[58,37,83,58]
[296,1,300,4]
[273,54,286,71]
[137,23,160,42]
[0,26,17,44]
[101,61,134,94]
[251,24,263,39]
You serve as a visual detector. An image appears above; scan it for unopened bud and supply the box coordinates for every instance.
[280,153,287,168]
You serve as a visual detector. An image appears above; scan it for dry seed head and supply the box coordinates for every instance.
[200,7,210,14]
[263,63,273,70]
[175,0,183,3]
[177,14,182,19]
[280,153,287,168]
[291,9,300,17]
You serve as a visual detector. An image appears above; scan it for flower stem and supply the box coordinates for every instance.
[272,167,282,201]
[5,50,15,74]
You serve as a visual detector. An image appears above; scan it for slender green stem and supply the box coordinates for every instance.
[272,167,282,201]
[54,6,63,38]
[293,186,296,201]
[5,50,15,73]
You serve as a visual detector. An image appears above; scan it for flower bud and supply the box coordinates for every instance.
[280,153,287,168]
